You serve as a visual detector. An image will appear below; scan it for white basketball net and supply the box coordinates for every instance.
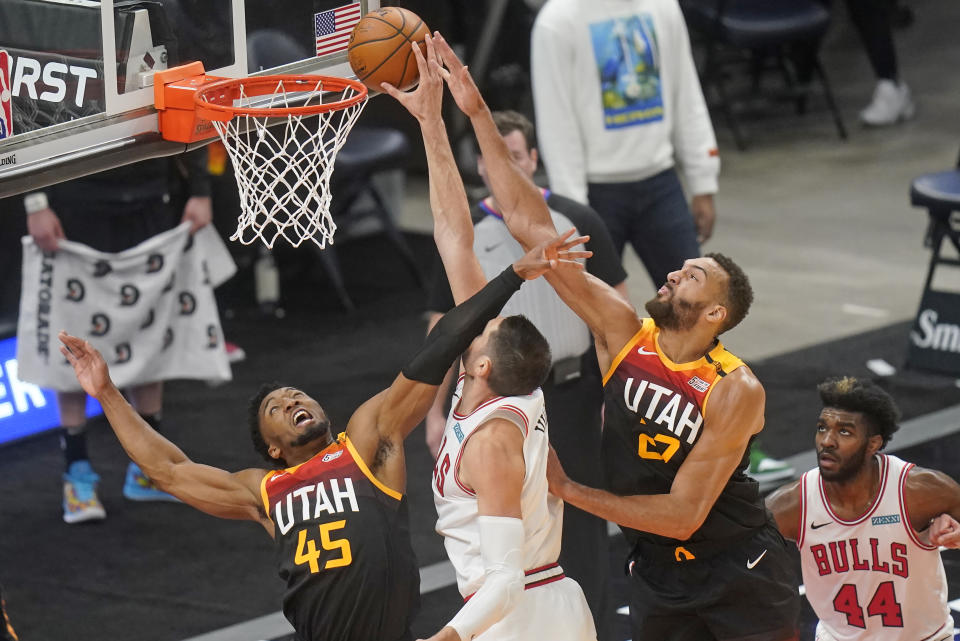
[211,79,367,248]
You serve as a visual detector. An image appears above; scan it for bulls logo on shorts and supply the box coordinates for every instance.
[163,327,174,350]
[0,50,12,140]
[90,312,111,336]
[115,342,132,364]
[179,291,196,315]
[206,324,219,348]
[120,284,140,306]
[93,260,113,278]
[140,308,155,330]
[146,253,164,273]
[65,278,85,302]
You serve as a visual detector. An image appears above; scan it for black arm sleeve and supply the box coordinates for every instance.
[426,253,456,314]
[402,265,523,385]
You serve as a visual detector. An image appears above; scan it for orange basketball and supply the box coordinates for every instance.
[348,7,429,92]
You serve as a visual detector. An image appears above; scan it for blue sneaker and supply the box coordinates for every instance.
[63,460,106,524]
[123,462,179,502]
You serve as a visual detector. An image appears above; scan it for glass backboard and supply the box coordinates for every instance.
[0,0,376,198]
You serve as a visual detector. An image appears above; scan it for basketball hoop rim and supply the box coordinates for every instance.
[194,74,368,121]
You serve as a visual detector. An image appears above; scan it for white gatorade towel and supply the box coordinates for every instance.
[17,223,236,391]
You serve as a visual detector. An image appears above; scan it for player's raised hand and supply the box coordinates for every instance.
[59,331,113,399]
[380,33,443,123]
[927,513,960,548]
[431,32,485,119]
[512,228,591,281]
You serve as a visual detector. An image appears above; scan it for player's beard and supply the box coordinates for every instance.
[645,295,705,332]
[291,416,331,447]
[818,441,871,483]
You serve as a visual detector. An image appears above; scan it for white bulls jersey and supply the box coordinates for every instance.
[433,374,563,596]
[799,454,953,641]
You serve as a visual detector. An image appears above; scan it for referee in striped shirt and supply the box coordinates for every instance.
[424,110,628,641]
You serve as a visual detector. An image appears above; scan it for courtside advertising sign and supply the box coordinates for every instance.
[0,50,12,140]
[908,290,960,376]
[0,335,101,445]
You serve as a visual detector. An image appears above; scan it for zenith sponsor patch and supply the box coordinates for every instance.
[871,514,901,526]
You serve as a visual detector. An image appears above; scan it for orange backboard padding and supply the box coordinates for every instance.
[154,62,226,143]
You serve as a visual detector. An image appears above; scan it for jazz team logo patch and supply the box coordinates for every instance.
[0,50,12,139]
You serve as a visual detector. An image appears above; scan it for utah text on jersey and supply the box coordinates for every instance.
[623,376,703,453]
[605,319,744,466]
[271,475,359,536]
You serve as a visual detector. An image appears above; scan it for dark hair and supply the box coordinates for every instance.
[486,315,551,396]
[248,382,287,467]
[817,377,901,449]
[491,110,536,151]
[705,252,753,334]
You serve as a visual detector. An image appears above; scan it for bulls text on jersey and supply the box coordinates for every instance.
[809,538,908,578]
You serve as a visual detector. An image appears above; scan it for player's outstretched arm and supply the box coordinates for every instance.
[425,33,550,251]
[430,33,555,252]
[765,479,802,542]
[347,235,590,484]
[548,368,764,539]
[59,332,270,528]
[904,467,960,548]
[430,32,640,364]
[381,34,485,304]
[426,419,525,641]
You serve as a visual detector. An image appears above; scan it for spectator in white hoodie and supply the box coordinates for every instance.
[531,0,718,291]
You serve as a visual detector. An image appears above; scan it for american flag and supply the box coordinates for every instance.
[315,3,362,57]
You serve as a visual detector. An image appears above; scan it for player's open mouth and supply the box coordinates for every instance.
[293,409,312,427]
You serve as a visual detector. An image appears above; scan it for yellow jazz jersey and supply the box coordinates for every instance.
[601,318,768,548]
[260,433,418,641]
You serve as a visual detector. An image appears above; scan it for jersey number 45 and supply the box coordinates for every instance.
[295,521,353,573]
